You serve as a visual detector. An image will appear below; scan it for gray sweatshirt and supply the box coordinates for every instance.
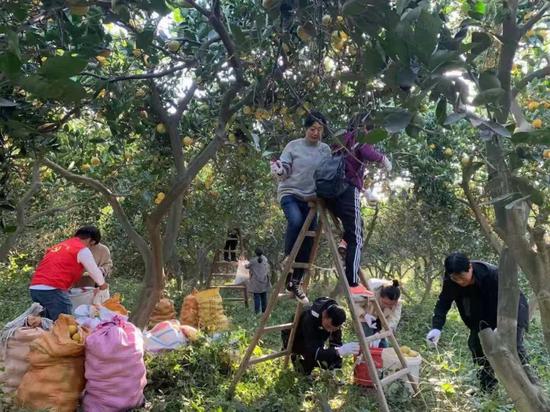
[277,138,331,202]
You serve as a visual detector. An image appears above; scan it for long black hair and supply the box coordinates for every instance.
[380,279,401,301]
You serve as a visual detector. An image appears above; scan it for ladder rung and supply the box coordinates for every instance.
[364,330,393,343]
[380,368,411,386]
[277,293,292,300]
[261,323,293,334]
[292,262,310,269]
[248,350,288,366]
[305,230,317,237]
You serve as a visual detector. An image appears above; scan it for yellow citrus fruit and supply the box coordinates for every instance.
[228,133,237,143]
[336,15,344,23]
[91,156,100,166]
[81,163,91,172]
[68,325,78,335]
[322,15,332,26]
[532,118,542,128]
[243,106,253,115]
[542,149,550,159]
[156,123,167,134]
[297,25,312,43]
[444,148,453,156]
[154,192,165,204]
[461,154,471,166]
[183,136,194,146]
[429,143,436,150]
[528,101,540,111]
[132,48,143,58]
[71,332,82,343]
[135,88,146,98]
[166,40,180,52]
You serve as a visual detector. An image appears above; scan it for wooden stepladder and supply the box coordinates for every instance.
[206,231,249,308]
[227,200,418,412]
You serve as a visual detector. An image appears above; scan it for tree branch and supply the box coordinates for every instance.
[460,162,504,254]
[519,3,550,35]
[42,158,151,258]
[512,65,550,96]
[81,62,193,83]
[174,81,198,121]
[0,161,41,262]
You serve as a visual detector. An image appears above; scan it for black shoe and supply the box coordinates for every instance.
[286,278,309,305]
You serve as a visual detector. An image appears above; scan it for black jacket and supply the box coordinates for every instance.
[432,260,529,332]
[282,297,342,360]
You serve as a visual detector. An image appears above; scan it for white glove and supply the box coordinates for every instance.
[363,313,377,329]
[369,339,381,348]
[336,341,360,357]
[381,156,392,172]
[270,160,284,177]
[426,329,441,346]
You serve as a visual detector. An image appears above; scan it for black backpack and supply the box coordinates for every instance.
[314,151,349,199]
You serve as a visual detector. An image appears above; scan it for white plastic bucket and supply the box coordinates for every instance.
[68,287,95,311]
[381,347,422,392]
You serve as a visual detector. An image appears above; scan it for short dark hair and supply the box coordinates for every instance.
[255,248,263,263]
[325,304,346,327]
[74,226,101,244]
[380,279,401,301]
[444,252,470,276]
[304,110,327,128]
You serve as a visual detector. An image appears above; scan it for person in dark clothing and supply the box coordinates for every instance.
[223,228,240,261]
[426,252,531,392]
[324,113,391,287]
[282,297,360,375]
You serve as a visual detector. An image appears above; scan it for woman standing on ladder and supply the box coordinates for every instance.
[270,111,331,304]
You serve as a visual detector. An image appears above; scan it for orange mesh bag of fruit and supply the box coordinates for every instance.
[179,289,199,328]
[16,314,87,412]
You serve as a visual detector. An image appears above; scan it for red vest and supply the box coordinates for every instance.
[31,237,86,290]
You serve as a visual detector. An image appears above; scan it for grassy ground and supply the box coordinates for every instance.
[1,271,548,412]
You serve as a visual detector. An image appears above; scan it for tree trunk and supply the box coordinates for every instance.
[419,275,434,305]
[131,221,166,328]
[479,250,550,411]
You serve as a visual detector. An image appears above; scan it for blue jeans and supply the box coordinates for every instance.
[280,195,317,280]
[253,292,267,314]
[30,289,73,321]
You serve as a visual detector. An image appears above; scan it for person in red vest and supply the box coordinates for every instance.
[29,226,108,320]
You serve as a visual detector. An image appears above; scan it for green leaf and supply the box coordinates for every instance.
[0,52,21,77]
[481,120,511,137]
[472,88,505,106]
[441,382,455,394]
[444,112,466,125]
[478,71,501,91]
[357,128,389,144]
[362,46,385,79]
[436,98,447,125]
[511,129,550,145]
[511,176,545,206]
[38,55,88,79]
[0,97,17,107]
[2,225,17,234]
[413,10,441,63]
[173,8,184,23]
[136,28,155,50]
[342,0,367,16]
[469,32,491,57]
[383,110,413,133]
